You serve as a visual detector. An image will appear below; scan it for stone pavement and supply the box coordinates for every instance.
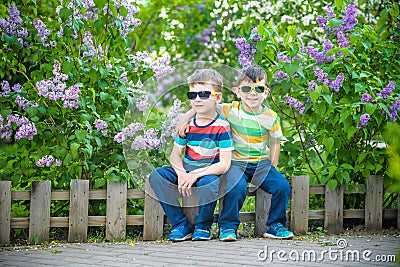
[0,234,399,266]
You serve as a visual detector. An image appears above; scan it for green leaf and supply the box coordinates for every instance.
[347,126,357,139]
[323,137,334,153]
[365,103,377,115]
[355,83,365,92]
[59,8,72,22]
[70,143,80,158]
[310,90,320,102]
[94,178,106,189]
[75,130,87,141]
[341,163,353,170]
[329,166,337,177]
[284,61,299,76]
[328,179,338,191]
[321,94,332,105]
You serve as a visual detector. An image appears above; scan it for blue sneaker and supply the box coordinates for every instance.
[219,228,236,241]
[263,223,294,239]
[192,229,211,241]
[167,226,192,242]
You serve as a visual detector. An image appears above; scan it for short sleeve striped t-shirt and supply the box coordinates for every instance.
[219,101,283,162]
[174,114,234,167]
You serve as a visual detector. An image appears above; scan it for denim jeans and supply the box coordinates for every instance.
[149,166,219,230]
[218,159,291,231]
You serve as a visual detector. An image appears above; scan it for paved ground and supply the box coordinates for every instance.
[0,234,399,266]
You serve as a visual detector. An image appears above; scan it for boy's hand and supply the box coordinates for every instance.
[177,124,190,138]
[177,172,198,196]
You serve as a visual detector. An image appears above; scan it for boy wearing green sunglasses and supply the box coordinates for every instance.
[177,65,293,241]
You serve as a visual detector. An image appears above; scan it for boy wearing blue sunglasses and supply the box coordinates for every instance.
[177,65,293,241]
[149,69,234,242]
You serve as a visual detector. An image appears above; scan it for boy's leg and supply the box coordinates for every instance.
[194,174,219,230]
[148,167,191,229]
[218,161,248,231]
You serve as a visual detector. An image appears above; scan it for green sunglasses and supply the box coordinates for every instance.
[239,85,267,94]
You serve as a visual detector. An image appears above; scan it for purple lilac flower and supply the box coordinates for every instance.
[0,115,13,139]
[33,18,51,44]
[131,129,161,150]
[377,81,395,100]
[1,80,11,96]
[343,2,358,31]
[336,31,349,48]
[113,2,142,37]
[12,83,22,92]
[250,27,261,42]
[63,85,80,108]
[15,95,38,110]
[361,93,373,103]
[388,99,400,121]
[277,52,291,63]
[358,114,370,128]
[285,96,306,115]
[6,114,37,140]
[160,99,182,145]
[114,123,145,143]
[328,73,344,92]
[313,66,329,85]
[36,155,62,167]
[149,55,175,80]
[308,81,318,93]
[274,70,290,82]
[236,37,257,67]
[94,119,108,131]
[136,92,151,111]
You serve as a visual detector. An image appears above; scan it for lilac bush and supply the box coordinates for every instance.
[0,2,179,190]
[240,2,399,189]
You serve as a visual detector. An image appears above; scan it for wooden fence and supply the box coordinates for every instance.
[0,175,398,244]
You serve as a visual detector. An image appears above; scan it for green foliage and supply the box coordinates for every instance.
[250,2,399,188]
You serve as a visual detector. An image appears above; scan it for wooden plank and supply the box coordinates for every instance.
[365,175,383,231]
[0,181,11,244]
[182,195,197,226]
[11,190,30,200]
[89,190,107,200]
[343,209,364,219]
[11,217,29,228]
[51,190,70,200]
[127,189,145,199]
[143,179,164,241]
[106,181,127,241]
[68,180,89,242]
[255,189,271,236]
[126,215,144,225]
[309,210,324,219]
[88,216,106,226]
[309,185,325,195]
[324,183,344,234]
[51,217,68,227]
[290,176,309,234]
[29,180,51,244]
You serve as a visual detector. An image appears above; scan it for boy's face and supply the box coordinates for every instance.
[235,79,270,112]
[187,83,221,115]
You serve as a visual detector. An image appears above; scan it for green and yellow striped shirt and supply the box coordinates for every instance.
[217,101,283,162]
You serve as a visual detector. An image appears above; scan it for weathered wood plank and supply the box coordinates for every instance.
[29,180,51,244]
[11,190,30,200]
[255,189,271,237]
[290,176,309,234]
[127,189,145,199]
[106,181,127,241]
[324,184,344,233]
[143,179,164,241]
[68,180,89,242]
[365,175,383,231]
[0,181,11,244]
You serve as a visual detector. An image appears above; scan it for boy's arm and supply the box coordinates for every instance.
[175,109,195,137]
[169,144,186,177]
[188,150,232,178]
[269,138,280,167]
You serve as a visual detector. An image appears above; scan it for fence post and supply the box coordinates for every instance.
[398,193,400,230]
[290,176,309,234]
[365,175,383,231]
[324,183,344,233]
[143,179,164,241]
[68,179,89,242]
[29,180,51,244]
[0,181,11,244]
[255,189,271,237]
[106,181,127,241]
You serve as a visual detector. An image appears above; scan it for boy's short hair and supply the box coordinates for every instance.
[188,69,223,92]
[237,65,268,86]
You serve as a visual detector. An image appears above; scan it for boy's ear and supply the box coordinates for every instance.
[216,92,222,103]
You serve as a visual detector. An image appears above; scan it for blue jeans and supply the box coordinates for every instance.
[149,166,219,230]
[218,159,291,231]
